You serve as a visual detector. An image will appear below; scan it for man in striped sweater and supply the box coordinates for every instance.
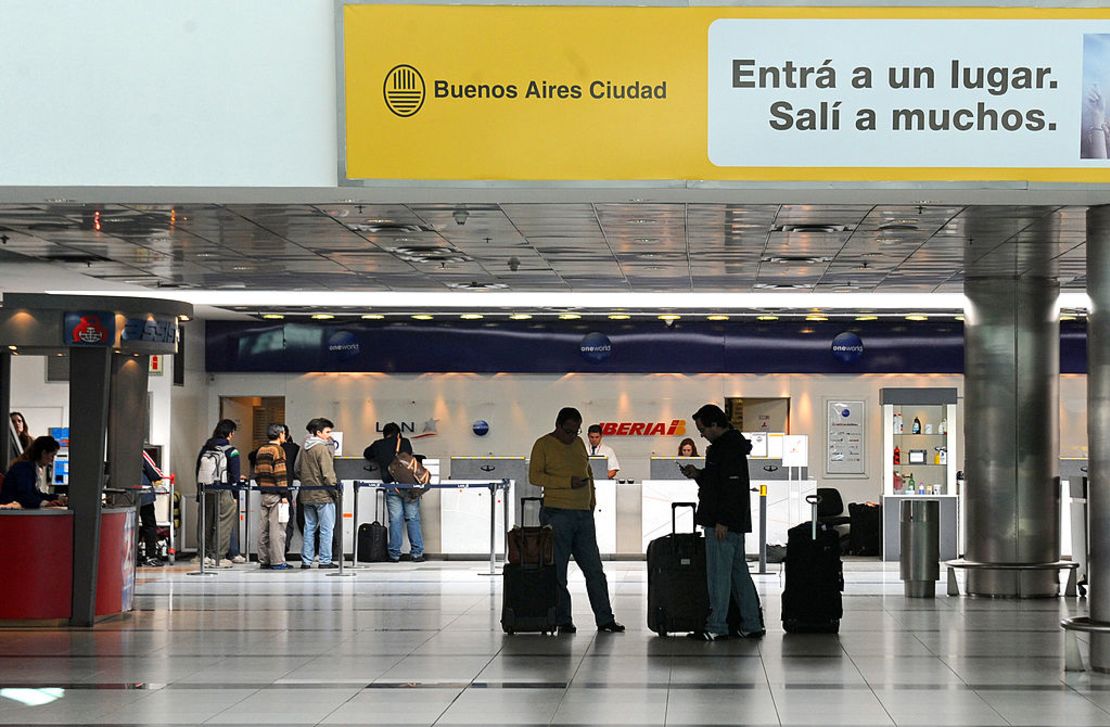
[254,423,292,571]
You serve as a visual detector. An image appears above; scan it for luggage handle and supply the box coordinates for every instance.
[806,494,821,540]
[520,497,544,528]
[376,488,387,522]
[671,502,697,536]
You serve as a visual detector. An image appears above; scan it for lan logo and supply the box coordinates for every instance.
[383,64,425,117]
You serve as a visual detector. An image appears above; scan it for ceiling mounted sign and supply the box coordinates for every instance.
[341,4,1110,183]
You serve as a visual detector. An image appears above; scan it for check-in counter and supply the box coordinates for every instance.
[0,508,136,622]
[641,478,817,555]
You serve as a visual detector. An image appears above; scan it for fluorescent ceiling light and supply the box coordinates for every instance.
[657,314,681,321]
[854,315,878,321]
[411,314,434,320]
[261,313,285,320]
[706,314,729,321]
[905,314,929,321]
[608,313,631,320]
[805,314,828,321]
[756,315,779,321]
[310,313,334,320]
[460,313,484,320]
[558,313,582,320]
[361,314,385,320]
[509,313,533,320]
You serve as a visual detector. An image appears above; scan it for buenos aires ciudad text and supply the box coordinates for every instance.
[433,78,667,100]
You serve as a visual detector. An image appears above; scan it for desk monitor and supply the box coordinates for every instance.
[449,456,527,483]
[650,456,705,480]
[589,456,609,480]
[335,456,377,482]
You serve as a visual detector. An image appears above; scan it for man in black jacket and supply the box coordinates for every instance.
[364,423,425,563]
[680,404,764,641]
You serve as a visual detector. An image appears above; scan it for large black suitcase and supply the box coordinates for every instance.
[647,503,709,636]
[782,494,844,634]
[357,490,390,563]
[501,498,558,635]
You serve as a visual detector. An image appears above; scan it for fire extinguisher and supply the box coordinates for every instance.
[893,446,901,465]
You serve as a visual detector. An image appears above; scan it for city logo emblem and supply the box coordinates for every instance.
[383,64,426,117]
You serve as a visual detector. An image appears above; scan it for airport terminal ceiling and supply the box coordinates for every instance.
[0,202,1093,320]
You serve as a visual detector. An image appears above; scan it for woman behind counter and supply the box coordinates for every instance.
[677,438,700,457]
[1,436,66,510]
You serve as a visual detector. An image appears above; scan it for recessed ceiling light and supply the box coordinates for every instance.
[805,314,828,321]
[361,314,385,320]
[1060,314,1077,321]
[905,314,929,321]
[262,314,285,320]
[412,314,434,321]
[657,314,681,322]
[855,315,878,321]
[558,313,582,320]
[608,313,631,320]
[178,315,190,322]
[707,314,730,321]
[509,313,533,320]
[6,345,16,351]
[757,315,779,321]
[311,313,335,320]
[460,313,484,320]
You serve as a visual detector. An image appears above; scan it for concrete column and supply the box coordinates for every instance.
[1086,206,1110,669]
[69,346,113,627]
[108,353,150,496]
[963,257,1060,596]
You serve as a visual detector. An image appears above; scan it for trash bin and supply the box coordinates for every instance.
[900,499,940,598]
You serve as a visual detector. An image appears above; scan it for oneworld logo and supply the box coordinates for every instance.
[383,64,426,117]
[831,331,865,363]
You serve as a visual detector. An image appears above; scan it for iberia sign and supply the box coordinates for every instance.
[599,420,687,437]
[342,5,1110,183]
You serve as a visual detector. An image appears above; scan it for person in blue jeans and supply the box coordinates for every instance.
[295,417,339,569]
[364,423,425,563]
[680,404,765,641]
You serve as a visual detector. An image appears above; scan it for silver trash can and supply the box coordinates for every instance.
[900,499,940,598]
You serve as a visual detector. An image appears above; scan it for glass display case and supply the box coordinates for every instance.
[881,390,958,497]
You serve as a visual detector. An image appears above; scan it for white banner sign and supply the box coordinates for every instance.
[708,20,1110,167]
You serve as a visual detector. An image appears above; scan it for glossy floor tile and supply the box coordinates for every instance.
[0,560,1107,725]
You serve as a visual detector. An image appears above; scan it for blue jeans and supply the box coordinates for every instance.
[704,528,762,635]
[386,493,424,559]
[302,503,335,564]
[539,506,615,627]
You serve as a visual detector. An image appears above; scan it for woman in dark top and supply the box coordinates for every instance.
[1,436,65,509]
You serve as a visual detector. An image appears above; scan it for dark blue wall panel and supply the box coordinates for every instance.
[203,319,1090,374]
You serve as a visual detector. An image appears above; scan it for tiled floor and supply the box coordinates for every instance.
[0,559,1105,726]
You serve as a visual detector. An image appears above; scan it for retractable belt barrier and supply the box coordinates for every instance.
[351,479,512,576]
[188,481,345,577]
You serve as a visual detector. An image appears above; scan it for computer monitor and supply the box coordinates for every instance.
[650,456,705,479]
[449,456,528,482]
[335,456,377,481]
[588,456,610,480]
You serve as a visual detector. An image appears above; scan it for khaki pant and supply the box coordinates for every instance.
[257,493,287,566]
[199,490,236,560]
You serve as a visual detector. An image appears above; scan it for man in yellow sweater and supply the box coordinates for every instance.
[529,407,625,635]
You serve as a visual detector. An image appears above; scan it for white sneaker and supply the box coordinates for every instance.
[202,557,216,568]
[231,555,246,564]
[218,558,234,568]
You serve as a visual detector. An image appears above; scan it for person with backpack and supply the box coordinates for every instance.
[296,417,339,569]
[364,422,425,563]
[195,419,242,569]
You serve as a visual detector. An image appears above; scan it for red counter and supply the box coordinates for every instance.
[0,508,136,621]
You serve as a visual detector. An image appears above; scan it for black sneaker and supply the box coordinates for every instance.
[300,563,313,569]
[597,621,626,633]
[141,558,163,568]
[318,562,339,570]
[738,629,765,639]
[557,623,577,634]
[411,555,426,563]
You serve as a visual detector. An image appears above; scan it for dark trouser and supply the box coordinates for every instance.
[539,506,615,627]
[704,528,763,635]
[139,502,158,560]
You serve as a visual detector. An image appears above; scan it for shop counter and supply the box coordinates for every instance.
[0,508,136,621]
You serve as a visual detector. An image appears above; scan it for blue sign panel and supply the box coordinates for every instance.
[121,315,177,345]
[472,420,490,436]
[579,332,613,362]
[64,311,115,347]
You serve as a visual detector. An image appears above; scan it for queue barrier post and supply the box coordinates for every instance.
[243,481,252,565]
[187,483,216,577]
[326,482,355,578]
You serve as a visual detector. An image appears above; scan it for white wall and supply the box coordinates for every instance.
[0,1,336,187]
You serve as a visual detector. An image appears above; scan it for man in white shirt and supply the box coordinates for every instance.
[586,425,621,480]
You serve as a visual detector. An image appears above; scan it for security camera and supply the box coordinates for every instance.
[453,209,469,225]
[508,256,520,272]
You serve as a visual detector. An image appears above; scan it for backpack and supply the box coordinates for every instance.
[197,444,231,487]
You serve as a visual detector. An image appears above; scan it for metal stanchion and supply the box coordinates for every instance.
[187,484,216,577]
[478,480,505,577]
[350,480,363,568]
[758,484,768,574]
[326,482,355,578]
[243,481,252,565]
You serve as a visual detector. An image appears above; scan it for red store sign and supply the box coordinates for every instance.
[599,420,686,437]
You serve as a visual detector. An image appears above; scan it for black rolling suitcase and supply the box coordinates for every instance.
[782,494,843,634]
[847,502,882,556]
[647,503,709,636]
[501,498,558,635]
[357,490,390,563]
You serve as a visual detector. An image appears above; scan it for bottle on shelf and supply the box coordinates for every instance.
[934,448,941,465]
[906,471,916,492]
[912,416,922,434]
[938,446,947,465]
[938,418,947,435]
[894,411,903,434]
[893,472,904,493]
[893,446,901,465]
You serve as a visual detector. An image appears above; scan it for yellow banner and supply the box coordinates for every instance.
[342,5,1110,182]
